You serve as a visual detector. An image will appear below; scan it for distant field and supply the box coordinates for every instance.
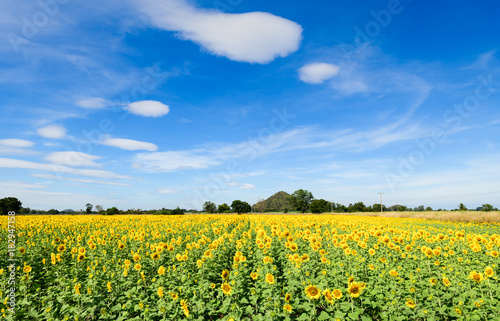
[245,211,500,223]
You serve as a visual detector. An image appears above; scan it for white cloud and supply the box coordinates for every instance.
[157,188,179,194]
[126,100,169,117]
[37,125,67,139]
[0,139,35,147]
[298,63,340,84]
[134,0,302,64]
[75,97,111,109]
[45,151,102,167]
[31,173,131,186]
[101,137,158,151]
[134,151,216,172]
[0,157,132,180]
[239,183,256,190]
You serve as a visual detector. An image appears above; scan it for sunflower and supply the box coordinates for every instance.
[78,247,86,254]
[57,244,66,252]
[221,269,229,280]
[250,272,258,280]
[369,249,376,256]
[133,253,141,262]
[332,289,342,300]
[469,271,484,283]
[23,265,32,273]
[77,253,85,262]
[368,264,375,270]
[283,304,293,313]
[180,300,189,317]
[380,257,387,263]
[305,285,321,300]
[443,277,451,287]
[284,293,291,302]
[429,278,437,285]
[406,298,416,309]
[157,286,164,298]
[265,273,275,285]
[323,289,334,305]
[150,252,160,260]
[118,243,125,249]
[221,283,232,295]
[484,267,494,278]
[347,282,364,298]
[124,259,131,267]
[491,250,499,258]
[134,263,141,271]
[289,243,298,251]
[389,270,398,277]
[170,292,179,300]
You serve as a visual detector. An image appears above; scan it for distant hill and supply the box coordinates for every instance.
[253,191,293,212]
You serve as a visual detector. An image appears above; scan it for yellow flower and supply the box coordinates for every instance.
[157,287,164,298]
[369,249,375,256]
[250,272,258,280]
[180,300,189,317]
[170,292,179,300]
[221,283,232,295]
[305,285,321,300]
[347,282,364,298]
[332,289,342,300]
[283,304,293,313]
[429,278,437,285]
[284,293,291,302]
[77,253,85,262]
[221,269,229,280]
[150,252,160,260]
[323,289,334,304]
[134,263,141,271]
[443,277,451,287]
[389,270,398,277]
[74,283,81,295]
[133,253,141,262]
[469,271,484,283]
[406,298,416,309]
[107,282,112,293]
[484,266,494,278]
[158,266,166,275]
[265,273,275,285]
[23,265,32,273]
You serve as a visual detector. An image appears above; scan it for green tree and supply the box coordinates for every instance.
[310,199,330,214]
[218,203,230,213]
[349,202,367,212]
[482,204,494,212]
[425,206,433,211]
[104,207,118,215]
[47,209,59,214]
[372,203,387,212]
[0,197,22,215]
[85,203,93,214]
[288,189,314,213]
[458,203,467,211]
[231,200,251,214]
[203,201,217,214]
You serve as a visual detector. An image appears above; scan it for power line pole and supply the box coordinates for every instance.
[378,192,384,213]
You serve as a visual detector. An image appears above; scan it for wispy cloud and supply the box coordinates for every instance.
[101,137,158,152]
[45,151,103,167]
[31,173,131,186]
[298,63,340,84]
[0,157,132,180]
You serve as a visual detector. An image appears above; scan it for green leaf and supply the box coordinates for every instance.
[297,313,309,321]
[348,312,360,320]
[318,311,330,321]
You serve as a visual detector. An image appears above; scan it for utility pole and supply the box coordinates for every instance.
[378,192,384,213]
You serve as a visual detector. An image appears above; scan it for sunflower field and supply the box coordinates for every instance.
[1,214,499,320]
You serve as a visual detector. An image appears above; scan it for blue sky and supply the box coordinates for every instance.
[1,0,500,211]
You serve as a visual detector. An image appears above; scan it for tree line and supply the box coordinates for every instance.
[1,195,497,215]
